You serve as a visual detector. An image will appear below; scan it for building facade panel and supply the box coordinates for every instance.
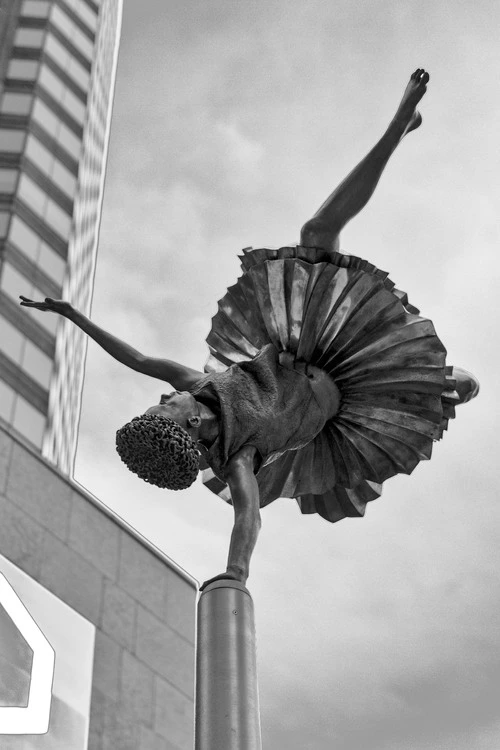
[0,424,197,749]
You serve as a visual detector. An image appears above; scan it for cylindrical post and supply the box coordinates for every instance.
[194,580,262,750]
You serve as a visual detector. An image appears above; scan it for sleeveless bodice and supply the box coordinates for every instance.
[189,344,341,481]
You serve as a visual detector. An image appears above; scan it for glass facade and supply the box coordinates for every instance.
[0,0,123,472]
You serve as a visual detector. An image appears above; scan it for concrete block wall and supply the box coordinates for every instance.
[0,424,198,750]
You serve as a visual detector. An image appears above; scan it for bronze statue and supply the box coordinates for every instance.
[20,70,479,592]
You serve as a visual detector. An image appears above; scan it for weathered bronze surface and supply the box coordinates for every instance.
[19,70,479,594]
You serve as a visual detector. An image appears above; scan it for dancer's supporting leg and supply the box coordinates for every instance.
[300,69,430,253]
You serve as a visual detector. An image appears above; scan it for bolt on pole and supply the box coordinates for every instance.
[194,580,262,750]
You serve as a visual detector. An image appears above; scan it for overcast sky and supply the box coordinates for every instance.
[74,1,499,748]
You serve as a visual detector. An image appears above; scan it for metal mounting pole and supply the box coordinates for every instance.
[194,580,262,750]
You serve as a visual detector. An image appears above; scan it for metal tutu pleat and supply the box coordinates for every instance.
[201,245,458,523]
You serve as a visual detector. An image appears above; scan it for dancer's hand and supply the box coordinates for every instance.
[199,570,245,592]
[19,296,74,318]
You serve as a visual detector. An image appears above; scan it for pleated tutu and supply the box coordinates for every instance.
[200,245,459,523]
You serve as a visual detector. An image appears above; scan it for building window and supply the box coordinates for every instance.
[0,314,53,387]
[21,0,51,18]
[22,340,53,389]
[25,134,77,199]
[0,324,51,413]
[18,175,72,241]
[13,28,45,47]
[0,261,58,335]
[64,0,98,33]
[18,173,47,215]
[25,133,53,173]
[32,98,60,138]
[45,199,72,239]
[1,261,33,299]
[38,65,86,125]
[0,379,15,422]
[39,242,66,285]
[0,93,33,116]
[49,5,94,61]
[0,169,18,192]
[58,121,81,159]
[9,215,66,285]
[0,211,10,237]
[0,316,25,363]
[45,33,90,92]
[7,59,39,80]
[51,159,77,199]
[8,215,40,262]
[31,98,82,160]
[0,129,26,152]
[12,395,46,448]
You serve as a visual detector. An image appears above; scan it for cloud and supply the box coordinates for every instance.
[73,1,500,748]
[216,121,265,171]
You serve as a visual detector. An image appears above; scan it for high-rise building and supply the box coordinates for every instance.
[0,0,122,475]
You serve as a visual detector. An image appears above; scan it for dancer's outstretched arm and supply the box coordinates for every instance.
[301,69,430,252]
[19,296,204,389]
[200,445,261,591]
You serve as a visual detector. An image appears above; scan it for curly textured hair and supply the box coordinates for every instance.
[115,413,200,490]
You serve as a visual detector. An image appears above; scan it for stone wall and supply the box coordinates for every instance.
[0,423,197,750]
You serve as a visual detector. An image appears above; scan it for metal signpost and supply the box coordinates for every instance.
[195,580,262,750]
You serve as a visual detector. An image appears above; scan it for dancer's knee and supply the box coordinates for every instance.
[300,218,340,250]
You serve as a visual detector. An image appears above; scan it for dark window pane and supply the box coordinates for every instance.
[0,169,18,192]
[14,28,45,47]
[21,1,50,18]
[7,59,39,80]
[0,93,32,115]
[0,129,26,152]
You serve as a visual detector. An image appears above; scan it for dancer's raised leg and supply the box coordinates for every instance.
[300,69,430,253]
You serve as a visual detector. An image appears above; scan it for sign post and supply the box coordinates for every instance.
[194,580,262,750]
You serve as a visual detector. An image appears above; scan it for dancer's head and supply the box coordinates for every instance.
[115,392,201,490]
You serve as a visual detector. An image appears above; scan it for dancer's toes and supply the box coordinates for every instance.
[395,68,429,134]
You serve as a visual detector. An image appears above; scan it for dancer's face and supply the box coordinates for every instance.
[145,392,200,431]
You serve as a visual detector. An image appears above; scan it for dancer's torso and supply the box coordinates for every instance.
[189,344,340,479]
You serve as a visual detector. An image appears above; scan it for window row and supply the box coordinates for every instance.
[0,315,53,389]
[0,262,59,336]
[0,93,82,160]
[20,1,99,33]
[45,32,91,92]
[0,91,33,116]
[39,64,86,125]
[6,58,39,81]
[0,128,25,151]
[18,173,72,240]
[12,27,91,92]
[63,0,98,33]
[13,28,45,48]
[0,169,72,241]
[0,129,77,199]
[49,3,94,61]
[0,377,46,449]
[25,133,77,199]
[20,1,50,19]
[8,214,66,286]
[32,98,82,160]
[5,61,87,126]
